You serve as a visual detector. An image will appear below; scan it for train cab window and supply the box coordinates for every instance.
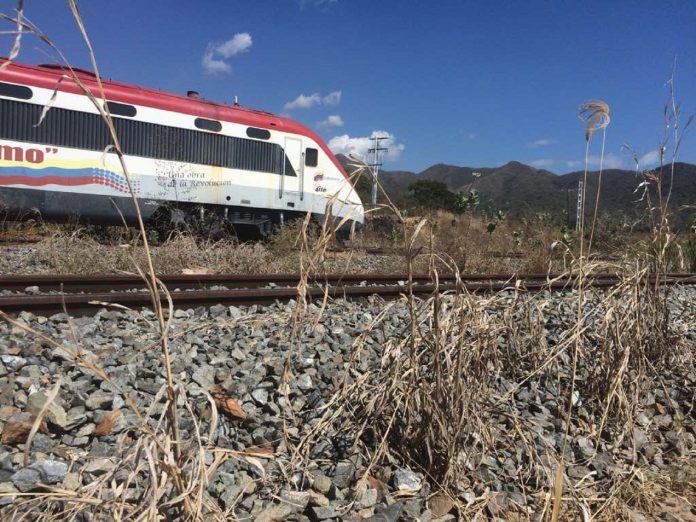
[195,118,222,132]
[105,101,137,117]
[0,82,32,100]
[283,156,297,177]
[246,127,271,140]
[305,148,318,167]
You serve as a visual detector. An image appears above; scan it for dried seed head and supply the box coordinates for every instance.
[578,100,611,141]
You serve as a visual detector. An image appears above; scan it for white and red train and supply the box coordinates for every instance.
[0,59,364,235]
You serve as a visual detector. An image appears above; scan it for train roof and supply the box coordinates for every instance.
[0,58,353,186]
[1,59,298,131]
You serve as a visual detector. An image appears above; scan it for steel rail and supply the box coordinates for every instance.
[0,274,694,317]
[0,273,446,292]
[1,272,694,294]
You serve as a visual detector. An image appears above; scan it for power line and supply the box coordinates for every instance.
[367,136,389,207]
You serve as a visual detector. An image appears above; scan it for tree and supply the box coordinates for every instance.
[454,189,479,214]
[407,180,459,213]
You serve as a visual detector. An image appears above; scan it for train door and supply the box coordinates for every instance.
[280,137,303,200]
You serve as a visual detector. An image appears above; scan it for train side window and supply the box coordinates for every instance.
[246,127,271,140]
[105,101,137,117]
[305,148,318,167]
[195,118,222,132]
[0,82,32,100]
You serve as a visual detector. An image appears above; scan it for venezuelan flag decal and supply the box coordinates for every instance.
[0,165,140,194]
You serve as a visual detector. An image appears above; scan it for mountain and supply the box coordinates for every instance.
[337,155,696,229]
[374,169,417,203]
[559,163,696,214]
[455,161,561,218]
[419,163,483,188]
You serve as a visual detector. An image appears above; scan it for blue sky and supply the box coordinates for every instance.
[2,0,695,173]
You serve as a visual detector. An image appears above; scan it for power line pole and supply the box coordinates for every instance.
[367,136,389,207]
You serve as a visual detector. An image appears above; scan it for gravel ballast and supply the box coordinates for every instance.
[0,285,694,520]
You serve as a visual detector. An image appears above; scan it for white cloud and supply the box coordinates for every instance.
[638,150,660,168]
[299,0,337,8]
[530,159,555,168]
[318,114,344,130]
[566,153,624,170]
[283,90,342,111]
[322,91,341,106]
[202,32,252,75]
[215,33,252,57]
[590,154,623,169]
[202,52,231,74]
[328,130,405,162]
[528,138,553,148]
[284,93,321,111]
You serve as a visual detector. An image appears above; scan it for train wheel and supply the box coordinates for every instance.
[149,206,179,243]
[186,208,236,242]
[204,214,235,242]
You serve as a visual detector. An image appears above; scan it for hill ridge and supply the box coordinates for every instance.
[336,155,696,229]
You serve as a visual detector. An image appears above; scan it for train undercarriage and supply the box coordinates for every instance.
[0,186,353,241]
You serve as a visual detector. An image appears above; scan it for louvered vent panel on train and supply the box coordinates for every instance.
[0,98,290,175]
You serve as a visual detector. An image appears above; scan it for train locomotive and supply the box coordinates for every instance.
[0,59,364,236]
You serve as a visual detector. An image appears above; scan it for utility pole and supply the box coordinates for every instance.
[367,136,389,207]
[575,180,584,231]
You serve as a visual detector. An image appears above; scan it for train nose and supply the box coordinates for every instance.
[354,204,365,224]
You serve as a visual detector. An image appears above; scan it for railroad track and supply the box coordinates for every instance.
[0,272,693,317]
[0,273,471,292]
[327,247,527,258]
[0,272,589,293]
[1,272,694,293]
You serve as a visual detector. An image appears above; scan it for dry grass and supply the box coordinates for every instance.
[0,233,288,274]
[2,207,691,276]
[289,266,694,520]
[347,210,687,275]
[281,113,696,521]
